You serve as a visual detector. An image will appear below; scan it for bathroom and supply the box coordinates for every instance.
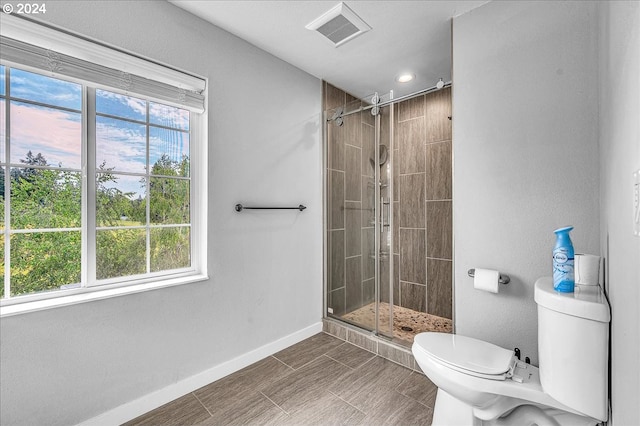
[0,1,638,425]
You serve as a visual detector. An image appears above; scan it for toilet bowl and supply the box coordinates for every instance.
[412,277,610,426]
[413,333,595,425]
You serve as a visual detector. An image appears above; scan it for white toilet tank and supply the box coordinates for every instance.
[534,277,610,422]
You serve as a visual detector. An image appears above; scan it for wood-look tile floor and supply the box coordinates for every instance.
[125,332,437,426]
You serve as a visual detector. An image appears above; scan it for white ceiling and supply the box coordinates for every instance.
[170,1,488,100]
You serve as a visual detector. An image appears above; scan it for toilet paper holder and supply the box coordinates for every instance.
[468,269,511,285]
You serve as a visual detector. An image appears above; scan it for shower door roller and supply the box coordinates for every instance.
[371,93,381,116]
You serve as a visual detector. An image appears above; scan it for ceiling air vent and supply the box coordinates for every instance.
[306,2,371,47]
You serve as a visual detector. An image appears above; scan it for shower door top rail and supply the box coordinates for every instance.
[325,81,451,121]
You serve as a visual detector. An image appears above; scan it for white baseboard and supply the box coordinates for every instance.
[77,322,323,426]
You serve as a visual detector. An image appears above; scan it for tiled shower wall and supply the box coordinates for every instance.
[393,89,452,319]
[325,82,452,320]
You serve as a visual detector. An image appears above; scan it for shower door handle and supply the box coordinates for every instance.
[380,197,390,231]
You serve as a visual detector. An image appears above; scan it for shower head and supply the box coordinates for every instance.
[379,145,389,165]
[369,145,389,169]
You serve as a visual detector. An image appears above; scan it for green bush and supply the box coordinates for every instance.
[1,152,190,297]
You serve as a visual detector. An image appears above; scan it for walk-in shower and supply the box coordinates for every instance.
[324,81,453,346]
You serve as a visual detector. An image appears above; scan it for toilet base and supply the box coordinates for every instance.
[431,389,480,426]
[432,389,599,426]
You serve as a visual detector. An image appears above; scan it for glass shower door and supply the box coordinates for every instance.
[325,93,394,339]
[326,84,455,346]
[375,101,394,338]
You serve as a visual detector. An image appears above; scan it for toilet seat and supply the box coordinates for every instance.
[413,332,517,381]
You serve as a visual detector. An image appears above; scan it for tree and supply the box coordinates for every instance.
[148,154,190,271]
[96,154,191,279]
[2,152,191,297]
[149,154,190,224]
[11,150,48,179]
[96,160,144,227]
[6,152,82,296]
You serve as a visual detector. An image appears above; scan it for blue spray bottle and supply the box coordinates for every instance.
[553,226,575,292]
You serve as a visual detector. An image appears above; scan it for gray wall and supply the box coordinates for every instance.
[598,2,640,424]
[452,1,600,364]
[454,1,640,423]
[0,1,322,425]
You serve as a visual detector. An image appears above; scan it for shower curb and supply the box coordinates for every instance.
[322,318,423,373]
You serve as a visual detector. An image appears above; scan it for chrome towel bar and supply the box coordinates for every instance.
[467,268,511,285]
[235,203,306,212]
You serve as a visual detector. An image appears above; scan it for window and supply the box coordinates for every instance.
[2,66,83,297]
[0,16,207,310]
[94,88,191,281]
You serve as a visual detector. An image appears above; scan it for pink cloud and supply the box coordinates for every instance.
[9,102,81,169]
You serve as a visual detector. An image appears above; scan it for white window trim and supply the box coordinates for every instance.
[0,14,209,317]
[0,274,210,317]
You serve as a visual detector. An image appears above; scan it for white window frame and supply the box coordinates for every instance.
[0,16,208,316]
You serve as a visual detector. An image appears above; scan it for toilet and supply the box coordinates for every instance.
[412,277,610,426]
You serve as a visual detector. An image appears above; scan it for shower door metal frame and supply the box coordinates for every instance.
[374,97,395,339]
[373,100,382,336]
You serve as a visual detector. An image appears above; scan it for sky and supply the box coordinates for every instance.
[0,65,190,199]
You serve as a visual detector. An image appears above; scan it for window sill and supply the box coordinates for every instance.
[0,274,209,318]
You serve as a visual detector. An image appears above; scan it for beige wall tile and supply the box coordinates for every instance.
[361,228,375,280]
[344,109,362,148]
[397,118,426,174]
[346,256,363,311]
[427,258,453,319]
[345,146,362,202]
[399,228,426,284]
[425,87,451,143]
[327,121,345,171]
[361,123,375,177]
[363,278,375,305]
[400,281,427,312]
[324,82,347,110]
[397,95,425,122]
[329,170,344,230]
[426,140,452,200]
[377,341,416,370]
[426,200,452,259]
[399,173,426,228]
[345,201,362,257]
[328,230,344,292]
[329,287,345,316]
[323,319,347,340]
[346,329,378,353]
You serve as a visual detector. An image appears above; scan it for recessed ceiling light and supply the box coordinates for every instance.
[396,73,414,83]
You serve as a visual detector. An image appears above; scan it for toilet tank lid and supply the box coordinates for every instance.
[413,332,515,375]
[534,277,610,323]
